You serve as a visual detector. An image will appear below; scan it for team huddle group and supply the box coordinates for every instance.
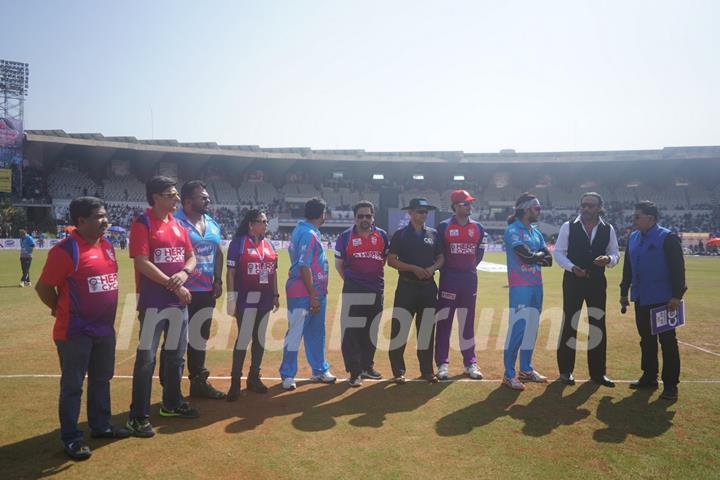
[33,176,687,460]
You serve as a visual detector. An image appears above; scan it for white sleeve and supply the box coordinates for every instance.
[553,222,575,272]
[606,225,620,268]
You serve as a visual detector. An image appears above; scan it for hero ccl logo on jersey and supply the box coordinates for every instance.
[87,273,119,293]
[154,247,185,263]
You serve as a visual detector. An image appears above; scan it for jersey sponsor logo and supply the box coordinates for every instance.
[424,237,434,245]
[154,247,185,264]
[352,238,362,247]
[227,259,237,267]
[468,228,475,237]
[247,262,274,275]
[450,243,476,255]
[87,273,119,293]
[440,291,457,300]
[371,236,378,245]
[351,250,384,261]
[520,263,540,273]
[449,229,460,237]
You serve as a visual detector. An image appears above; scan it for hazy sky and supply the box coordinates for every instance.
[4,0,719,152]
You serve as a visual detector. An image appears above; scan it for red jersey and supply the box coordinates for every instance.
[39,231,119,341]
[129,208,193,309]
[227,235,278,311]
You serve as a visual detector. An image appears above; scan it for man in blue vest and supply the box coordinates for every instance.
[620,201,686,401]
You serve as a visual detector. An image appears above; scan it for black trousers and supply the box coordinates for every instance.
[635,302,680,387]
[231,308,270,381]
[557,275,608,378]
[20,257,32,283]
[159,291,216,382]
[389,279,437,377]
[340,279,383,376]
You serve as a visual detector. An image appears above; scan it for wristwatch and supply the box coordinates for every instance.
[182,267,193,276]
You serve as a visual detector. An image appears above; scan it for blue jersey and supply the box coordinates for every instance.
[20,234,36,258]
[173,210,223,292]
[504,219,546,287]
[286,220,329,298]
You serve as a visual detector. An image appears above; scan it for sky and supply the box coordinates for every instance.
[3,0,719,153]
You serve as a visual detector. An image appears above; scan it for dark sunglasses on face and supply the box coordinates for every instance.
[456,202,472,207]
[356,214,373,220]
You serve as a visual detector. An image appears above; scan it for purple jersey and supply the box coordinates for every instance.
[227,235,278,311]
[334,225,389,293]
[438,216,485,274]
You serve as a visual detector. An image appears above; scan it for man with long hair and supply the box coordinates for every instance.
[502,193,552,391]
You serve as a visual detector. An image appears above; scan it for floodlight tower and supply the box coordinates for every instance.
[0,60,29,122]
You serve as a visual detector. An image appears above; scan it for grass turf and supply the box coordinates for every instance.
[0,249,718,479]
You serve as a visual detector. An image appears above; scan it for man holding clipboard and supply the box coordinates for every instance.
[620,201,687,401]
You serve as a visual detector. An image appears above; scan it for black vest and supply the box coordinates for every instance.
[565,220,610,280]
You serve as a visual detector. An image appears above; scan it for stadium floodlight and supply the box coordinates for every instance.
[413,174,424,180]
[0,60,30,97]
[332,172,343,179]
[453,175,465,181]
[372,174,384,180]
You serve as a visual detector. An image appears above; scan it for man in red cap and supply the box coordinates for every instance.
[435,190,486,380]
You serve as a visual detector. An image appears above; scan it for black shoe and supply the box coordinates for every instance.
[226,384,241,402]
[247,374,269,394]
[423,373,439,384]
[660,387,679,401]
[125,417,155,438]
[190,376,226,399]
[361,368,382,380]
[591,376,616,388]
[559,373,576,385]
[629,378,659,390]
[64,440,92,461]
[348,374,363,387]
[90,426,131,439]
[394,375,406,385]
[159,402,200,419]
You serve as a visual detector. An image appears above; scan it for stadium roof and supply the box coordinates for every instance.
[24,130,720,166]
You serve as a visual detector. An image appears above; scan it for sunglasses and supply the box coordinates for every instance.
[356,214,373,220]
[252,219,269,224]
[456,202,472,207]
[581,203,599,209]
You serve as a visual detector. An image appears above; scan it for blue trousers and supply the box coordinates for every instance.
[279,296,330,379]
[130,307,188,419]
[55,334,116,445]
[504,286,543,379]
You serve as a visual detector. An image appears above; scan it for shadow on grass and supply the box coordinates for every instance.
[507,381,600,437]
[593,388,676,443]
[0,382,348,478]
[435,385,522,436]
[291,380,451,432]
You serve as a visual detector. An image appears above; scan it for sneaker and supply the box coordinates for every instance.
[310,371,337,384]
[348,374,363,387]
[90,426,131,439]
[190,379,226,399]
[159,402,200,419]
[423,373,439,384]
[126,418,155,438]
[282,377,297,390]
[464,363,483,380]
[437,363,449,380]
[394,375,406,385]
[64,440,92,460]
[660,387,679,401]
[19,282,25,288]
[360,368,382,380]
[519,370,548,383]
[502,376,526,391]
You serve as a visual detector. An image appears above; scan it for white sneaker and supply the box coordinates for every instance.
[310,371,337,384]
[282,378,296,390]
[502,376,526,391]
[19,282,25,288]
[519,370,548,383]
[464,363,483,380]
[437,363,449,380]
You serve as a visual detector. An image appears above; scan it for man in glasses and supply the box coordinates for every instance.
[502,193,553,391]
[553,192,619,387]
[127,176,199,438]
[334,201,389,386]
[160,180,225,399]
[388,198,444,384]
[435,190,486,381]
[620,201,686,401]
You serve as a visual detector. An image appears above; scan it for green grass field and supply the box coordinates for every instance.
[0,249,719,479]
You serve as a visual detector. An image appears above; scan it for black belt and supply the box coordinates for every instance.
[399,276,435,285]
